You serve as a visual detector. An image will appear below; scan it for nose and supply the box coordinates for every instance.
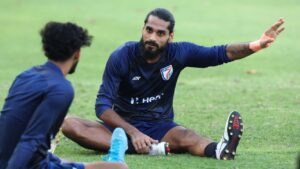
[148,32,157,42]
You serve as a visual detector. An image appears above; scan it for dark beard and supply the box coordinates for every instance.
[68,60,79,74]
[139,38,167,60]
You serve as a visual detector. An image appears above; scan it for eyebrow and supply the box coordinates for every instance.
[157,30,166,34]
[145,26,153,30]
[145,26,167,33]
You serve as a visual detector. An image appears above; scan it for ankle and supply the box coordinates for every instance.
[204,142,217,158]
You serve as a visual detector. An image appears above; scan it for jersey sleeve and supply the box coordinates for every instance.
[95,49,127,118]
[175,42,231,68]
[6,84,74,169]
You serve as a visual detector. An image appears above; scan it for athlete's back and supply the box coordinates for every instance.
[0,61,73,169]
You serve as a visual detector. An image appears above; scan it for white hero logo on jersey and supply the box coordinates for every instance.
[130,93,164,105]
[132,76,141,81]
[160,65,173,81]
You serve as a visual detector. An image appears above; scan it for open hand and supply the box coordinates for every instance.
[249,18,285,52]
[261,18,285,48]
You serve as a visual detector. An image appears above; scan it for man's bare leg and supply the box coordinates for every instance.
[161,126,213,156]
[61,116,112,151]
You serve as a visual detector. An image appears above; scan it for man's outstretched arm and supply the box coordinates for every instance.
[226,18,285,60]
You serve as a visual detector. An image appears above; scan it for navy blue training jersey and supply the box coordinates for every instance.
[0,61,74,169]
[96,41,231,123]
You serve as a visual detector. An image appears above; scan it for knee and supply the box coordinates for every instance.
[175,129,199,147]
[61,117,81,138]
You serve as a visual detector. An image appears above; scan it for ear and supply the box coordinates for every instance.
[168,32,174,42]
[74,49,81,60]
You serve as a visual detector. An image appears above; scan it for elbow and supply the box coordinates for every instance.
[95,110,102,120]
[95,106,110,120]
[226,51,235,61]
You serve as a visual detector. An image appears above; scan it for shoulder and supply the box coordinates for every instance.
[167,42,202,55]
[112,41,138,55]
[41,78,74,107]
[168,41,213,57]
[49,78,74,96]
[13,65,74,99]
[44,79,74,105]
[39,67,74,99]
[168,41,206,50]
[168,41,198,48]
[110,41,138,60]
[166,41,203,57]
[106,41,138,73]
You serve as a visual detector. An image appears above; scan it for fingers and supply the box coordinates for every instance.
[139,138,158,153]
[132,135,157,153]
[130,130,160,153]
[132,141,146,153]
[134,141,149,153]
[265,18,285,35]
[263,38,275,48]
[149,138,159,144]
[277,27,285,35]
[132,141,139,152]
[271,18,285,31]
[263,18,285,42]
[145,139,153,147]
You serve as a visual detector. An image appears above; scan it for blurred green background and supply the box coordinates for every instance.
[0,0,299,168]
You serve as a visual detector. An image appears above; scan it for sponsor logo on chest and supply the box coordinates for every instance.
[130,93,164,104]
[132,76,141,81]
[160,65,173,81]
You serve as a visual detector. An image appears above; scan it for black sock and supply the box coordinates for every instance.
[204,142,217,158]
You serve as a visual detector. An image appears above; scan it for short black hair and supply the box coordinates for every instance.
[144,8,175,33]
[40,22,93,62]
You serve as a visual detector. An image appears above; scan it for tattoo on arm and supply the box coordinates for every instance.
[226,43,255,61]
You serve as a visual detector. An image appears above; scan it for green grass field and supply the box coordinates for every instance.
[0,0,299,168]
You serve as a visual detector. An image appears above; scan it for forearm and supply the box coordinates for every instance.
[226,43,255,61]
[99,109,139,136]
